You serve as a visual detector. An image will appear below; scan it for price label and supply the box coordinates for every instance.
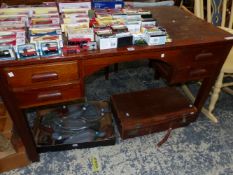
[8,72,14,77]
[91,156,100,172]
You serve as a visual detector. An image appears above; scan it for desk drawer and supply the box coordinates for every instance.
[150,46,223,68]
[4,61,79,88]
[154,63,190,84]
[182,46,223,64]
[188,63,218,80]
[14,82,83,108]
[154,62,218,84]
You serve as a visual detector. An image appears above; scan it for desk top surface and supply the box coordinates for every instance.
[151,6,232,44]
[0,6,232,67]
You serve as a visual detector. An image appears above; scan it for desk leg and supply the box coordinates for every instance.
[0,75,39,162]
[181,84,218,123]
[194,77,218,116]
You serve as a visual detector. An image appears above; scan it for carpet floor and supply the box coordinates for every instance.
[3,61,233,175]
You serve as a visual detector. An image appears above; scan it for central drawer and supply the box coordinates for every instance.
[4,61,79,88]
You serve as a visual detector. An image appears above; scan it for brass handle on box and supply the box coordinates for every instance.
[37,91,62,101]
[31,72,58,82]
[195,52,213,61]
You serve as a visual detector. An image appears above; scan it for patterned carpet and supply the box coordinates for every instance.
[3,61,233,175]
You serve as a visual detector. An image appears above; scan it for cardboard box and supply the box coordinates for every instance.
[92,1,124,9]
[62,23,89,33]
[144,33,166,45]
[0,38,26,48]
[30,35,63,48]
[126,21,141,34]
[39,40,62,57]
[0,15,29,26]
[141,18,156,27]
[0,8,32,16]
[0,21,25,26]
[0,46,16,61]
[0,28,26,39]
[29,27,62,36]
[17,43,39,60]
[61,8,89,15]
[33,7,58,15]
[67,28,94,41]
[96,35,117,50]
[59,2,91,13]
[30,17,60,26]
[141,26,166,36]
[63,17,89,24]
[117,35,133,47]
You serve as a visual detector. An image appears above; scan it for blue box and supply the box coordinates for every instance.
[92,0,124,9]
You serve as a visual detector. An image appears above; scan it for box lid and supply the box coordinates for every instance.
[111,87,197,127]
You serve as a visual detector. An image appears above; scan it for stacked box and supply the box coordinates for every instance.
[0,46,15,61]
[0,8,31,60]
[29,6,62,58]
[92,0,124,9]
[59,1,91,13]
[59,1,95,52]
[0,10,28,51]
[0,2,170,60]
[59,1,91,33]
[141,26,166,45]
[94,8,144,49]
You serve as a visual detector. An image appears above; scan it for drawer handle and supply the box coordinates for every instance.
[31,72,58,82]
[195,52,213,61]
[189,68,207,76]
[37,91,62,101]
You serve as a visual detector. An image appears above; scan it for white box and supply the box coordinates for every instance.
[96,35,117,50]
[144,33,166,46]
[30,35,63,48]
[59,2,91,12]
[126,21,141,34]
[141,20,156,27]
[0,15,29,26]
[67,28,94,41]
[62,23,89,33]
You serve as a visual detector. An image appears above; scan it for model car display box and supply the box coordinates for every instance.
[142,26,167,45]
[25,100,116,152]
[111,87,197,139]
[0,46,16,61]
[92,0,124,9]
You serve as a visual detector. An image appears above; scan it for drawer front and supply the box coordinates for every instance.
[153,62,189,84]
[154,61,218,84]
[150,47,220,68]
[4,61,79,88]
[123,114,197,139]
[172,63,218,83]
[14,82,83,108]
[187,63,218,80]
[158,46,224,68]
[182,46,223,65]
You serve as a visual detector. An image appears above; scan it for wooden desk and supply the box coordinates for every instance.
[0,6,232,162]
